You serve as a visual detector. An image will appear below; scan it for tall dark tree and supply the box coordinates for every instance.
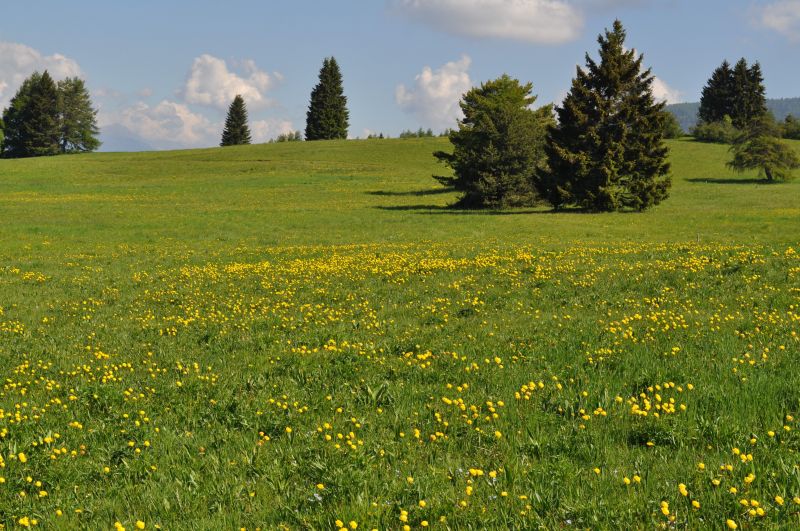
[434,75,554,208]
[0,116,4,150]
[220,95,252,146]
[698,60,734,124]
[730,59,767,129]
[305,57,349,141]
[541,20,671,212]
[1,71,60,158]
[57,77,101,153]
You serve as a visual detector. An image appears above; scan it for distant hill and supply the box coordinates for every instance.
[666,98,800,131]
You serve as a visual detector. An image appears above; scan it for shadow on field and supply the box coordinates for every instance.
[374,204,560,215]
[687,178,774,185]
[367,188,453,197]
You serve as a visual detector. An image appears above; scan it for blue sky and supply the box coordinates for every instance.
[1,0,798,151]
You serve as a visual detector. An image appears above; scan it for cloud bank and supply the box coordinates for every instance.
[396,55,473,130]
[0,41,82,108]
[183,54,277,110]
[391,0,584,44]
[755,1,800,41]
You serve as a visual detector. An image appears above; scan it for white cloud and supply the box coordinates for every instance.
[183,54,277,110]
[755,0,800,41]
[651,76,681,104]
[250,118,296,143]
[396,55,473,130]
[0,41,82,107]
[391,0,583,44]
[100,100,218,150]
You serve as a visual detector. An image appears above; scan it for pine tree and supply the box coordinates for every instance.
[305,57,349,141]
[698,60,734,124]
[728,115,799,181]
[220,95,252,146]
[541,20,671,212]
[434,75,554,208]
[729,60,767,129]
[0,116,4,151]
[57,77,101,153]
[1,71,60,158]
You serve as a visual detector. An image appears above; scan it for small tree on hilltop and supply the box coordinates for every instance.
[541,20,670,211]
[728,115,800,181]
[730,59,767,129]
[220,95,251,146]
[57,77,101,153]
[434,75,554,208]
[305,57,349,141]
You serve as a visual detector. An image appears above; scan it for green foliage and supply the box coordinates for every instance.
[691,115,739,144]
[399,128,434,139]
[698,59,767,132]
[698,60,734,124]
[1,71,61,158]
[542,20,671,212]
[57,77,101,153]
[661,111,684,139]
[433,75,553,208]
[0,116,4,149]
[305,57,349,141]
[781,114,800,140]
[270,130,303,143]
[728,116,800,181]
[220,95,252,146]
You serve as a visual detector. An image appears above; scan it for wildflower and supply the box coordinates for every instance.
[726,520,738,529]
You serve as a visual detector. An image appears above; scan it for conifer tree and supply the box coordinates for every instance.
[541,20,671,211]
[57,77,101,153]
[305,57,349,140]
[220,95,252,146]
[434,75,554,208]
[728,115,799,181]
[730,59,767,129]
[1,71,60,158]
[699,60,734,124]
[0,116,4,150]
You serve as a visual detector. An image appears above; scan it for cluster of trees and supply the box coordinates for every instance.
[221,56,349,146]
[436,21,671,211]
[692,58,799,181]
[0,71,100,158]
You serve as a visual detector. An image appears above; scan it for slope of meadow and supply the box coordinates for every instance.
[0,139,799,529]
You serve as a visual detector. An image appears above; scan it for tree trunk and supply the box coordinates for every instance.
[764,165,773,181]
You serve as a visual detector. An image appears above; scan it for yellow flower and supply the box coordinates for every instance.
[419,500,427,508]
[349,521,358,530]
[18,452,27,463]
[692,500,700,509]
[678,483,688,497]
[726,520,738,530]
[136,522,146,530]
[775,495,784,505]
[593,467,601,475]
[316,483,325,490]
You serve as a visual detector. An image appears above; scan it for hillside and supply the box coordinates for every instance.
[667,97,800,131]
[1,139,799,529]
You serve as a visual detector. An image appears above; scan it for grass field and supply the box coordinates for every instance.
[0,138,799,529]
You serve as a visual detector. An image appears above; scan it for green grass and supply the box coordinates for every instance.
[0,138,798,530]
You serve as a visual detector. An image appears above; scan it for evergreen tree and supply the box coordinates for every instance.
[541,20,671,211]
[305,57,349,140]
[729,60,767,129]
[220,95,252,146]
[434,75,554,208]
[728,115,800,181]
[698,60,734,124]
[57,77,101,153]
[1,71,60,158]
[0,116,4,150]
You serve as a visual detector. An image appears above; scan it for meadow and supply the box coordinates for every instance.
[0,138,799,529]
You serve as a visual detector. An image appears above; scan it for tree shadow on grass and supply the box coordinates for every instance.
[366,188,454,197]
[687,178,775,185]
[373,204,592,216]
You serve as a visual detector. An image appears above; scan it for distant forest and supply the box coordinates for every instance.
[667,98,800,131]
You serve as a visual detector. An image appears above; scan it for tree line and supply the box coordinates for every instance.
[0,71,100,158]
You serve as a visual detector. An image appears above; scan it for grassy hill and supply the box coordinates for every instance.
[0,139,799,529]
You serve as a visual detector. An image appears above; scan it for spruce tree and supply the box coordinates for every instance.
[1,71,60,158]
[540,20,671,212]
[0,117,4,151]
[699,60,734,124]
[57,77,101,153]
[729,60,767,129]
[305,57,349,141]
[220,95,252,146]
[434,75,554,208]
[728,115,799,181]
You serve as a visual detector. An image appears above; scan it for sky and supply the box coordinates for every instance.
[1,0,798,151]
